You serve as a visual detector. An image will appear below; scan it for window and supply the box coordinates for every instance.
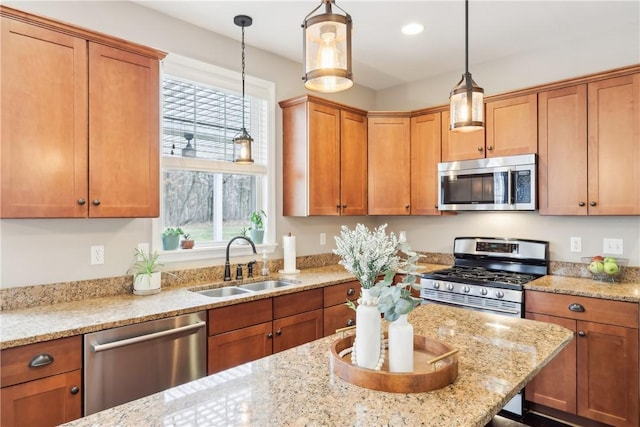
[155,55,276,261]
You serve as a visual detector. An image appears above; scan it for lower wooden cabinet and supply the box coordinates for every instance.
[0,336,82,427]
[207,289,323,374]
[525,291,639,427]
[323,281,360,336]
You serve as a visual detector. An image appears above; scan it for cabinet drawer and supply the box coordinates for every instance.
[208,299,272,335]
[0,336,81,388]
[324,304,356,336]
[324,281,360,307]
[525,291,638,329]
[274,288,322,319]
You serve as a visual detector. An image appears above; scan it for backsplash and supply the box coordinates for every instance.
[1,252,637,311]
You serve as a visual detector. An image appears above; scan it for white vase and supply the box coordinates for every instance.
[388,314,414,373]
[354,288,383,370]
[133,271,161,295]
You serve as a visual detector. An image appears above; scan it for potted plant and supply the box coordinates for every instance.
[129,248,162,295]
[162,227,183,250]
[248,210,266,244]
[180,232,195,249]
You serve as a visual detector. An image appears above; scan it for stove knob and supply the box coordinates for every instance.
[495,290,505,299]
[481,288,488,296]
[463,286,470,293]
[432,282,440,290]
[446,283,454,291]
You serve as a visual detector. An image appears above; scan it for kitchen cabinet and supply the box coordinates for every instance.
[441,94,537,162]
[207,289,323,374]
[539,73,640,215]
[410,111,442,215]
[525,291,639,427]
[323,281,361,336]
[280,95,367,216]
[0,6,165,218]
[367,112,411,215]
[1,336,82,427]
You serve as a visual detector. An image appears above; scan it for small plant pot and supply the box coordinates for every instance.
[181,239,195,249]
[249,229,264,244]
[162,234,180,250]
[133,272,161,295]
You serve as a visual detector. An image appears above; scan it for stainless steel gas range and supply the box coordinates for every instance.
[420,236,550,417]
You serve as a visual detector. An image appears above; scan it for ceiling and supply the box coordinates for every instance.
[133,1,639,91]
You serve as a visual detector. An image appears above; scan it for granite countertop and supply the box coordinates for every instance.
[525,275,640,303]
[59,303,574,427]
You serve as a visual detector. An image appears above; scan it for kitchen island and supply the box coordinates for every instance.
[61,303,573,427]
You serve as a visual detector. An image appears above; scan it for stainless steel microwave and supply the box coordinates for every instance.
[437,154,537,211]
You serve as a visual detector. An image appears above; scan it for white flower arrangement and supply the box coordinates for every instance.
[333,223,423,321]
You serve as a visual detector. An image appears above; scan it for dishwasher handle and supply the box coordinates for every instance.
[92,321,206,353]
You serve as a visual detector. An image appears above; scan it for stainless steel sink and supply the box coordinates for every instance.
[195,287,251,298]
[238,280,294,291]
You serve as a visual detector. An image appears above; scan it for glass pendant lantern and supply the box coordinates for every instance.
[233,14,254,164]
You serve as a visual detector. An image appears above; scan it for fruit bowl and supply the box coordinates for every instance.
[581,256,628,282]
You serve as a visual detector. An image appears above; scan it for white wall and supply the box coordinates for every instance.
[1,1,639,289]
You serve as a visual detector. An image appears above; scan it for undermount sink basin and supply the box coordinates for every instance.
[238,280,294,292]
[196,287,251,298]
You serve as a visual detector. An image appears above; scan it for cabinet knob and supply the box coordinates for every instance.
[589,201,597,207]
[342,204,347,209]
[70,386,80,395]
[267,332,273,339]
[477,147,484,152]
[275,329,282,336]
[29,353,54,368]
[578,201,586,207]
[346,288,355,296]
[346,318,355,327]
[405,205,410,209]
[92,199,101,206]
[578,331,586,337]
[568,303,585,312]
[77,198,86,206]
[487,146,493,151]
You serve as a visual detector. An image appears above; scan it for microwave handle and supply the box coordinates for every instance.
[507,169,513,205]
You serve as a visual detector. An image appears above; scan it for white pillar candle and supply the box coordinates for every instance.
[282,235,297,273]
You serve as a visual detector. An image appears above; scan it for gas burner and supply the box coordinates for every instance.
[426,266,536,289]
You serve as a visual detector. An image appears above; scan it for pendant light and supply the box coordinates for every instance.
[302,0,353,93]
[232,15,254,164]
[449,0,484,133]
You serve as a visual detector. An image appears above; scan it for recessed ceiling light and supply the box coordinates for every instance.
[401,23,424,35]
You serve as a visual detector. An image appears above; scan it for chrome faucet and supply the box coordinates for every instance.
[224,236,257,281]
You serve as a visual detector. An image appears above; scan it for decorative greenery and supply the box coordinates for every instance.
[240,226,250,237]
[334,223,422,322]
[129,249,162,281]
[250,210,266,230]
[162,227,183,237]
[182,233,191,240]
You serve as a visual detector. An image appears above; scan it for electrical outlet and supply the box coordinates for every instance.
[320,233,326,245]
[91,245,104,265]
[570,237,582,253]
[603,238,623,255]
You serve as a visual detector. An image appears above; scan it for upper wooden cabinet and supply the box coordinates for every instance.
[280,95,367,216]
[0,6,165,218]
[367,113,411,215]
[539,73,640,215]
[441,94,537,162]
[410,112,442,215]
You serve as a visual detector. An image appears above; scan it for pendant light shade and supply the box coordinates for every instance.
[302,0,353,93]
[233,15,254,164]
[450,0,484,133]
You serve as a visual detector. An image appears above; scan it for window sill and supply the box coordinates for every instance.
[158,242,277,265]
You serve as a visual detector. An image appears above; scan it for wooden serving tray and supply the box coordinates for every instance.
[330,334,458,393]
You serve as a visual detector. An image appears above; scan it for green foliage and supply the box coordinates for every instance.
[129,249,162,281]
[163,227,184,237]
[250,210,266,230]
[182,233,191,240]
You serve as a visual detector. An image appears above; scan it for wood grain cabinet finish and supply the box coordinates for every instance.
[525,291,639,427]
[441,110,486,162]
[485,93,538,157]
[539,73,640,215]
[207,290,323,374]
[0,6,165,218]
[410,112,442,215]
[323,281,361,336]
[280,95,367,216]
[367,113,411,215]
[0,336,82,427]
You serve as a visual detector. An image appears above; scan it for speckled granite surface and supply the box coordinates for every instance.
[59,304,574,427]
[525,274,640,302]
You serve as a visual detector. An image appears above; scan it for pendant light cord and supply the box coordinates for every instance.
[465,0,469,77]
[241,24,246,130]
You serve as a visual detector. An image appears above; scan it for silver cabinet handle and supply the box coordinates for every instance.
[92,321,205,352]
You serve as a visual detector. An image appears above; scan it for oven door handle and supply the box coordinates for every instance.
[424,298,521,316]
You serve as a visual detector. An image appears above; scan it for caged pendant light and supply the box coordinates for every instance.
[232,15,254,164]
[302,0,353,93]
[449,0,484,133]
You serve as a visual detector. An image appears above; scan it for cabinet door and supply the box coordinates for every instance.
[524,313,577,413]
[308,101,341,215]
[340,110,367,215]
[587,74,640,215]
[324,304,356,337]
[0,18,88,218]
[207,322,272,374]
[88,43,160,218]
[0,370,82,427]
[273,309,323,353]
[576,320,639,427]
[485,94,538,157]
[441,110,485,161]
[368,115,411,215]
[410,112,441,215]
[538,85,588,215]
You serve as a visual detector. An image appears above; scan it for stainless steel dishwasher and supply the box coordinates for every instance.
[84,311,206,415]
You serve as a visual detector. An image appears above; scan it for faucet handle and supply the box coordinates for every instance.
[235,264,244,280]
[247,260,257,278]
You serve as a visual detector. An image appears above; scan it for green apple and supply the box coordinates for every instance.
[603,261,619,275]
[603,257,617,264]
[589,261,604,274]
